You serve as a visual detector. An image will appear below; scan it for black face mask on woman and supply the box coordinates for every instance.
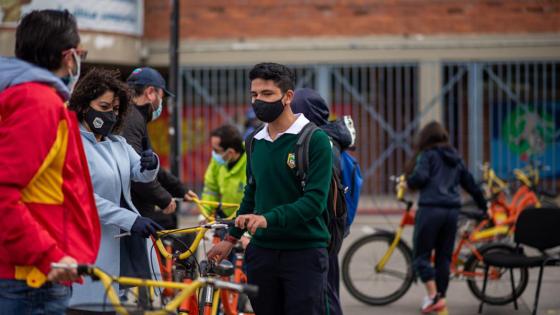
[251,94,285,123]
[85,108,117,137]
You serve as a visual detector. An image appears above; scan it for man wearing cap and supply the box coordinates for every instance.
[122,67,188,230]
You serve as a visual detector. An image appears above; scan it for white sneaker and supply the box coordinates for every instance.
[421,295,446,314]
[421,295,434,310]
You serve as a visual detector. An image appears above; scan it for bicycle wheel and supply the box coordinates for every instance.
[342,233,414,305]
[464,243,529,305]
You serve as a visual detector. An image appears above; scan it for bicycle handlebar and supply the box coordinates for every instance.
[208,278,259,297]
[191,198,240,222]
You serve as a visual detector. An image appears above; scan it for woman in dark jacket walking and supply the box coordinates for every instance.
[405,121,487,314]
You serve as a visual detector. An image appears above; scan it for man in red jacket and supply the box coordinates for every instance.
[0,10,100,314]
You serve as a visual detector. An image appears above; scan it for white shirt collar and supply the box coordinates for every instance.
[254,114,310,142]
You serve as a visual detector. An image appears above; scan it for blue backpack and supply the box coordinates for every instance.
[340,150,363,227]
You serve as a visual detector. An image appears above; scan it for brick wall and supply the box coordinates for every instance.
[144,0,560,40]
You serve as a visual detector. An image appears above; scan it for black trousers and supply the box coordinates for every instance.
[412,207,459,297]
[327,252,344,315]
[245,244,328,315]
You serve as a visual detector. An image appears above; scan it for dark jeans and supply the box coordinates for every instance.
[245,244,328,315]
[413,206,459,297]
[0,279,71,315]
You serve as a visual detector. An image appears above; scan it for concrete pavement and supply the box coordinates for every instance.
[178,211,560,315]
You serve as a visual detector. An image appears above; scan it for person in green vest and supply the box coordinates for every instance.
[186,124,247,232]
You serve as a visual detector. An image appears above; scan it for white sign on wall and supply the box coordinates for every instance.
[0,0,144,36]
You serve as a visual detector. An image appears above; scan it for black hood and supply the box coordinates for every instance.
[434,146,461,167]
[291,88,329,126]
[322,120,353,151]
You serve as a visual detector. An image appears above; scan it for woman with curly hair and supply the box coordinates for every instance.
[67,68,162,313]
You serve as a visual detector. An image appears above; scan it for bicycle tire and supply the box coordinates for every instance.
[342,233,414,305]
[464,243,529,305]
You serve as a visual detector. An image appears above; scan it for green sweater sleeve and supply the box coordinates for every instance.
[263,130,332,228]
[228,168,256,239]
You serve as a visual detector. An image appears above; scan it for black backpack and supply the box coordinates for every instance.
[245,123,348,255]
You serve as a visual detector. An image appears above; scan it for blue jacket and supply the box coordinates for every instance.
[71,127,159,308]
[407,146,487,211]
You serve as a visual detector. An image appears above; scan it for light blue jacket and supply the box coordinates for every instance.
[71,127,159,308]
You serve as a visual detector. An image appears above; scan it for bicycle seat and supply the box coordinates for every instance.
[215,260,235,277]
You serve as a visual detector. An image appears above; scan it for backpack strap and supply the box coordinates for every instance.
[244,124,265,186]
[295,122,319,189]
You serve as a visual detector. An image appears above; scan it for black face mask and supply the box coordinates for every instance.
[85,108,117,137]
[251,95,285,123]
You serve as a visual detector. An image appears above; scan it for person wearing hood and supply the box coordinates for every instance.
[291,88,350,315]
[0,10,100,314]
[121,67,189,230]
[404,121,487,314]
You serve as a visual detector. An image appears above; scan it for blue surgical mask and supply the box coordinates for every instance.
[212,150,227,165]
[151,97,163,121]
[61,50,81,94]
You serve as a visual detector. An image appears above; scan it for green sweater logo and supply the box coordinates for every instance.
[287,152,296,169]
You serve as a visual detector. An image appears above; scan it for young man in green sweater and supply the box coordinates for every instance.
[208,63,333,314]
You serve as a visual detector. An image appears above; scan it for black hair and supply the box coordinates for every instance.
[69,68,131,133]
[248,62,295,93]
[130,84,149,98]
[210,124,244,153]
[15,10,80,71]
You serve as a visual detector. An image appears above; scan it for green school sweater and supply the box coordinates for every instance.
[229,126,332,249]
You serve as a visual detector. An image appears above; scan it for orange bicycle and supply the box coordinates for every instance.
[480,162,541,227]
[153,201,253,315]
[341,176,529,306]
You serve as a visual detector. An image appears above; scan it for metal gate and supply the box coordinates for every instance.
[443,61,560,194]
[148,61,559,204]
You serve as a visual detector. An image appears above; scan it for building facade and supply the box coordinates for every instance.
[2,0,559,202]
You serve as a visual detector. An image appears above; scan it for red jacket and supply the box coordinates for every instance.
[0,82,100,286]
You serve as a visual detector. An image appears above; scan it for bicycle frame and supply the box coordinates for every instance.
[220,247,249,315]
[152,223,230,314]
[376,176,415,272]
[152,221,253,315]
[192,199,254,315]
[51,264,248,315]
[450,221,509,279]
[482,163,541,227]
[378,174,511,276]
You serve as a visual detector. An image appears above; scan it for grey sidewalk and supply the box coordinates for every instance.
[340,215,560,315]
[178,212,560,315]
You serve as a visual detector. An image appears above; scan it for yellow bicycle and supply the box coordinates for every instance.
[52,263,257,315]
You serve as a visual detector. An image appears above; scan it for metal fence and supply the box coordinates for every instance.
[443,61,560,194]
[148,61,560,203]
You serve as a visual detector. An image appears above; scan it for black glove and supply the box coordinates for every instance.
[131,216,163,238]
[140,137,158,172]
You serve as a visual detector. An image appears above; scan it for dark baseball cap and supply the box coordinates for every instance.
[127,67,174,97]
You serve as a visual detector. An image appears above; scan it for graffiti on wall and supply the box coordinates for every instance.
[491,103,560,179]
